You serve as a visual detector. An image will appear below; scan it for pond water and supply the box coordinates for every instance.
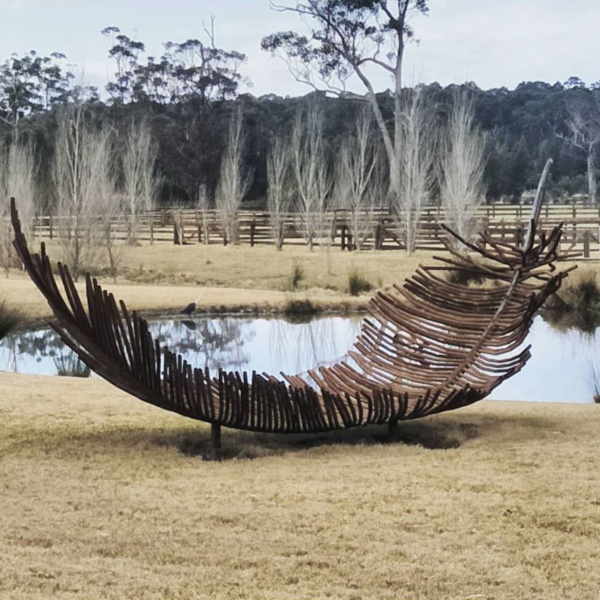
[1,314,598,404]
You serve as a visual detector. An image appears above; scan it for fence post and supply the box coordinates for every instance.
[515,226,523,246]
[49,214,53,240]
[583,230,590,258]
[250,220,256,247]
[340,224,346,251]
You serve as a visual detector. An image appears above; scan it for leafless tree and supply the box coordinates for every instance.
[440,90,487,246]
[336,107,383,250]
[196,183,211,246]
[0,161,14,275]
[267,136,291,250]
[216,107,253,245]
[563,93,600,204]
[391,89,436,255]
[53,105,116,280]
[291,102,332,250]
[0,139,38,274]
[122,118,159,244]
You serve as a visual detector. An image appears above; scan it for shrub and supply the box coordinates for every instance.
[287,260,305,291]
[0,299,20,340]
[557,270,600,309]
[446,267,486,287]
[282,298,318,317]
[544,270,600,334]
[347,267,372,296]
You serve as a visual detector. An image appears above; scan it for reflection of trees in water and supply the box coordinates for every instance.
[54,354,90,377]
[270,316,361,375]
[2,316,363,377]
[0,328,79,373]
[538,317,599,404]
[539,311,599,403]
[149,318,253,372]
[542,307,600,336]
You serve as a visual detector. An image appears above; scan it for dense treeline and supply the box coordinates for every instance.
[0,29,598,207]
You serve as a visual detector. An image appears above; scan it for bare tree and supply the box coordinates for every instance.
[392,89,436,255]
[440,90,487,246]
[97,146,121,282]
[563,92,600,204]
[53,105,115,280]
[0,161,14,275]
[267,136,291,250]
[122,118,159,244]
[336,107,382,250]
[3,140,37,232]
[196,183,210,245]
[291,102,331,250]
[216,107,253,245]
[0,139,38,274]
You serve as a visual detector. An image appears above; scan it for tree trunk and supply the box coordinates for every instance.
[588,149,597,205]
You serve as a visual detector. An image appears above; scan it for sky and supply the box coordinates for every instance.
[0,0,598,98]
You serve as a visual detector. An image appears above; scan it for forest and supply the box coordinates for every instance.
[0,22,599,218]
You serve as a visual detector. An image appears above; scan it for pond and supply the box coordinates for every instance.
[1,314,598,404]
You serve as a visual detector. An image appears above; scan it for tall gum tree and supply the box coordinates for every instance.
[262,0,429,199]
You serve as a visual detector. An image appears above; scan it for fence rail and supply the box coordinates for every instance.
[25,204,600,258]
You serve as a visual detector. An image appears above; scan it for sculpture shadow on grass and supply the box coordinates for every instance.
[174,421,477,460]
[27,412,558,462]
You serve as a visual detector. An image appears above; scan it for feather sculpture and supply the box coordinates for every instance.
[9,160,575,456]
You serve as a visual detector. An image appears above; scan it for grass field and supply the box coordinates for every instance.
[1,372,599,600]
[2,240,599,599]
[1,243,438,324]
[2,241,599,325]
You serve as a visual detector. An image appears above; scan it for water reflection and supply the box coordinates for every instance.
[1,314,597,403]
[488,318,599,403]
[542,306,600,336]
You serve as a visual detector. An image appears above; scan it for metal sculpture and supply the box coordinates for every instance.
[10,161,575,456]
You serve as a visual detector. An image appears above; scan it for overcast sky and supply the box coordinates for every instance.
[1,0,598,97]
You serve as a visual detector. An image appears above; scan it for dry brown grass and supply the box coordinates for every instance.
[0,243,437,324]
[1,372,599,600]
[2,241,598,325]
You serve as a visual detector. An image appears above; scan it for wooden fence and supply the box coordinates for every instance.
[28,204,600,258]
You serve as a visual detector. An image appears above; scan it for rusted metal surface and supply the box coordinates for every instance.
[9,171,575,442]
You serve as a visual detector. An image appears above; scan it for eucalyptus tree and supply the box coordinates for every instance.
[0,51,76,128]
[562,89,600,204]
[262,0,429,202]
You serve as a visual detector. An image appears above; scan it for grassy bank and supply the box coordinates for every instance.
[1,372,599,600]
[3,241,599,326]
[0,243,438,325]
